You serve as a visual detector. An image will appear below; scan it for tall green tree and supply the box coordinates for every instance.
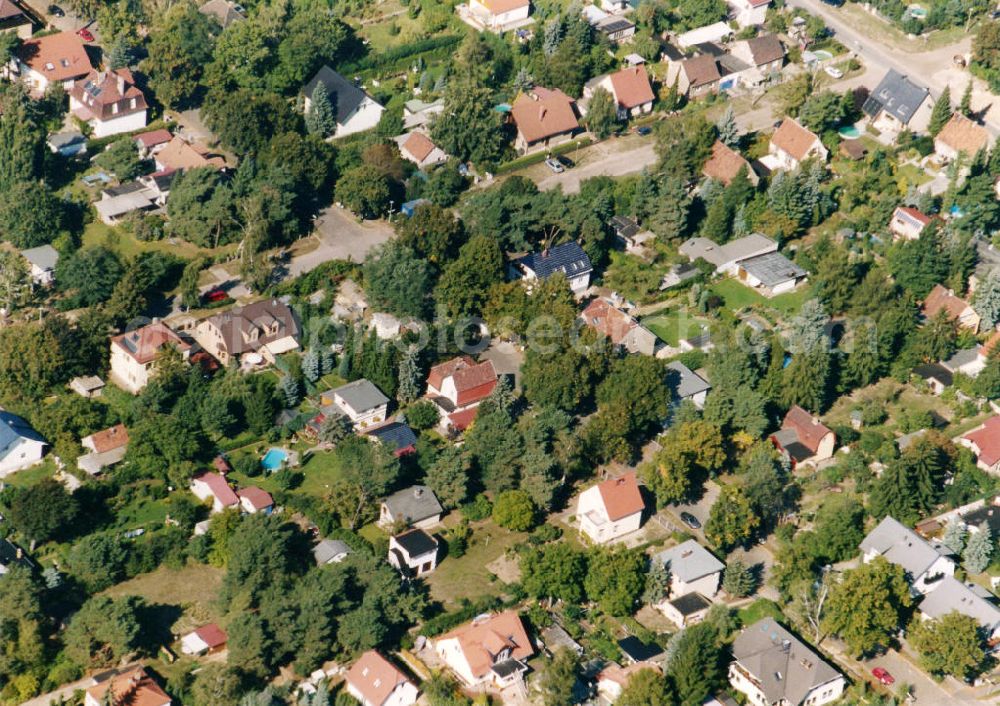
[929,86,953,137]
[910,612,984,680]
[584,547,646,616]
[822,557,912,656]
[431,76,507,169]
[362,241,431,319]
[305,82,338,137]
[585,87,619,139]
[705,484,759,550]
[142,2,216,108]
[435,234,505,318]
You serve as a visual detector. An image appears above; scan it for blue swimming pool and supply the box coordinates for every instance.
[838,125,861,139]
[261,448,288,471]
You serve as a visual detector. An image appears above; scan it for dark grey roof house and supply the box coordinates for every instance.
[302,66,385,138]
[666,361,711,409]
[862,69,933,132]
[513,242,593,295]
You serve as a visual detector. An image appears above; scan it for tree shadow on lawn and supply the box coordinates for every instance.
[138,602,185,651]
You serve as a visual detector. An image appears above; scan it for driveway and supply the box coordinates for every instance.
[287,205,394,276]
[526,138,658,193]
[860,649,981,704]
[661,479,722,542]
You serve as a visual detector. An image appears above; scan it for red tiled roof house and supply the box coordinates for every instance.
[110,322,192,394]
[585,66,655,119]
[237,486,274,515]
[432,611,535,689]
[770,405,836,466]
[961,416,1000,474]
[510,87,579,155]
[466,0,530,31]
[180,623,228,655]
[84,665,171,706]
[345,650,419,706]
[889,206,932,241]
[69,68,148,138]
[934,113,991,162]
[190,471,239,513]
[581,297,658,355]
[922,284,980,332]
[16,31,92,93]
[576,471,645,543]
[702,140,759,186]
[425,356,498,432]
[767,118,827,171]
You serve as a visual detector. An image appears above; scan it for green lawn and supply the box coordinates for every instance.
[737,598,785,627]
[424,519,528,607]
[642,310,710,347]
[1,459,57,489]
[710,278,813,316]
[81,219,232,262]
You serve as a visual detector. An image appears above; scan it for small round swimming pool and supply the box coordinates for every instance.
[813,50,834,61]
[838,125,861,138]
[261,448,288,471]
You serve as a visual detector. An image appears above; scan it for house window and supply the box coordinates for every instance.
[421,561,432,572]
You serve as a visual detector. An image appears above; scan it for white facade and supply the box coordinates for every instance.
[388,533,438,576]
[729,662,845,706]
[109,344,154,394]
[346,680,419,706]
[336,97,385,139]
[86,109,148,139]
[861,547,955,594]
[729,0,769,27]
[577,486,643,544]
[468,0,530,30]
[671,570,721,598]
[0,436,45,478]
[520,266,591,295]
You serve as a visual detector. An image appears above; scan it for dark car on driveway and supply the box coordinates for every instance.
[680,512,701,530]
[48,4,65,15]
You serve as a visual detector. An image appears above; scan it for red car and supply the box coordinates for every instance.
[204,288,228,303]
[77,28,94,41]
[872,667,895,686]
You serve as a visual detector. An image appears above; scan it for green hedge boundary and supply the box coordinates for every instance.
[495,136,595,175]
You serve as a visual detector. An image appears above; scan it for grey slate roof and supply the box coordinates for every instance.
[21,245,59,271]
[862,69,930,125]
[517,242,593,280]
[0,409,45,463]
[679,233,776,268]
[393,527,438,557]
[382,485,443,524]
[942,347,981,372]
[732,620,842,706]
[313,538,352,565]
[859,516,953,579]
[332,379,389,413]
[669,591,713,617]
[919,575,1000,631]
[303,66,376,126]
[665,362,711,400]
[739,251,807,287]
[653,539,725,582]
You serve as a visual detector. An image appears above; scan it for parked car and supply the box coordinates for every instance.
[635,125,653,136]
[824,66,844,79]
[77,27,94,41]
[558,155,575,168]
[872,668,894,686]
[204,288,228,303]
[48,3,65,15]
[680,512,701,530]
[544,157,564,174]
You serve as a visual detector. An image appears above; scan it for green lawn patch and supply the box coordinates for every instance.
[642,310,710,347]
[293,449,349,497]
[81,219,232,262]
[1,458,57,489]
[737,598,785,627]
[103,563,225,633]
[709,278,813,317]
[424,519,528,607]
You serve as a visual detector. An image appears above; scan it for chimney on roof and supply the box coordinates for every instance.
[538,106,547,121]
[117,71,125,95]
[15,547,22,559]
[414,487,423,498]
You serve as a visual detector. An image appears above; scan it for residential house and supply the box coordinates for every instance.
[510,87,579,154]
[922,284,980,331]
[511,241,593,295]
[666,361,711,409]
[676,22,733,48]
[0,409,45,478]
[598,664,663,704]
[0,0,32,39]
[679,232,777,275]
[346,651,419,706]
[69,375,105,399]
[15,31,92,93]
[609,215,656,252]
[652,539,725,598]
[94,184,157,225]
[935,112,992,161]
[134,128,173,158]
[78,423,129,476]
[765,118,827,172]
[238,487,274,514]
[730,619,846,706]
[321,379,390,429]
[198,0,246,27]
[180,624,228,655]
[919,575,1000,641]
[110,322,192,393]
[154,136,226,172]
[577,471,645,543]
[961,416,1000,474]
[425,356,499,432]
[396,131,447,169]
[0,538,33,575]
[69,69,148,138]
[661,592,714,627]
[379,485,443,529]
[584,67,655,119]
[617,636,665,665]
[736,251,808,297]
[913,362,954,395]
[365,421,418,457]
[85,666,171,706]
[728,35,784,86]
[313,538,352,565]
[192,299,300,366]
[594,15,636,43]
[889,205,932,241]
[190,472,240,513]
[47,131,87,157]
[581,297,658,355]
[20,245,59,287]
[941,346,987,379]
[860,516,955,594]
[862,69,933,137]
[388,528,438,577]
[432,611,534,689]
[465,0,531,32]
[702,140,758,186]
[668,54,721,99]
[729,0,770,27]
[770,405,836,466]
[303,66,385,138]
[403,98,444,129]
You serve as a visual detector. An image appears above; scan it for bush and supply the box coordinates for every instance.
[406,400,440,430]
[492,490,537,531]
[234,453,262,478]
[461,494,493,521]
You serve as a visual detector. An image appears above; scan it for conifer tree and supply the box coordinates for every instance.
[929,86,952,137]
[305,83,338,137]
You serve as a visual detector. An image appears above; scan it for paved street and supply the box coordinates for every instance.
[288,204,394,276]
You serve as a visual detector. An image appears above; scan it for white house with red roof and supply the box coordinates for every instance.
[134,129,173,158]
[110,322,192,393]
[84,665,171,706]
[69,69,148,138]
[770,405,836,466]
[425,356,498,432]
[78,423,129,476]
[961,416,1000,474]
[396,131,447,169]
[345,651,419,706]
[889,206,932,241]
[432,611,535,689]
[922,284,981,332]
[510,87,579,154]
[238,487,274,514]
[180,623,228,655]
[764,118,827,172]
[15,31,92,92]
[584,66,655,119]
[191,471,239,513]
[581,297,657,355]
[729,0,769,27]
[464,0,531,31]
[577,472,646,543]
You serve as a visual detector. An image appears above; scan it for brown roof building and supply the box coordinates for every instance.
[70,69,148,138]
[770,405,836,465]
[608,66,655,110]
[17,31,92,91]
[85,665,171,706]
[935,113,991,161]
[922,284,981,331]
[193,299,300,366]
[427,356,498,408]
[345,651,419,706]
[154,136,226,172]
[702,140,757,186]
[109,322,192,394]
[82,424,129,454]
[434,611,534,687]
[768,117,828,169]
[511,87,579,154]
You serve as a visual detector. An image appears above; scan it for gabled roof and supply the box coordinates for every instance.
[199,0,246,27]
[191,623,228,649]
[936,113,991,155]
[666,361,711,399]
[83,424,129,454]
[85,666,171,706]
[366,421,418,454]
[680,54,721,88]
[582,298,642,346]
[964,416,1000,467]
[314,538,352,564]
[382,485,442,523]
[400,131,437,162]
[155,136,225,171]
[595,472,644,521]
[770,118,821,162]
[607,67,655,108]
[346,651,413,706]
[439,611,534,679]
[193,471,239,507]
[237,486,274,510]
[653,539,725,582]
[922,284,970,322]
[202,299,299,357]
[477,0,530,14]
[70,68,147,121]
[0,0,26,22]
[780,406,832,455]
[860,516,953,579]
[893,205,932,228]
[111,322,190,365]
[517,241,593,279]
[679,233,776,268]
[732,620,842,706]
[511,87,579,144]
[18,31,92,82]
[21,244,59,270]
[742,34,784,65]
[303,65,379,125]
[702,141,752,185]
[333,379,389,413]
[919,575,1000,629]
[862,69,930,125]
[134,129,173,149]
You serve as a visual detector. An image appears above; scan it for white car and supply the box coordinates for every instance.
[824,66,844,79]
[544,157,565,174]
